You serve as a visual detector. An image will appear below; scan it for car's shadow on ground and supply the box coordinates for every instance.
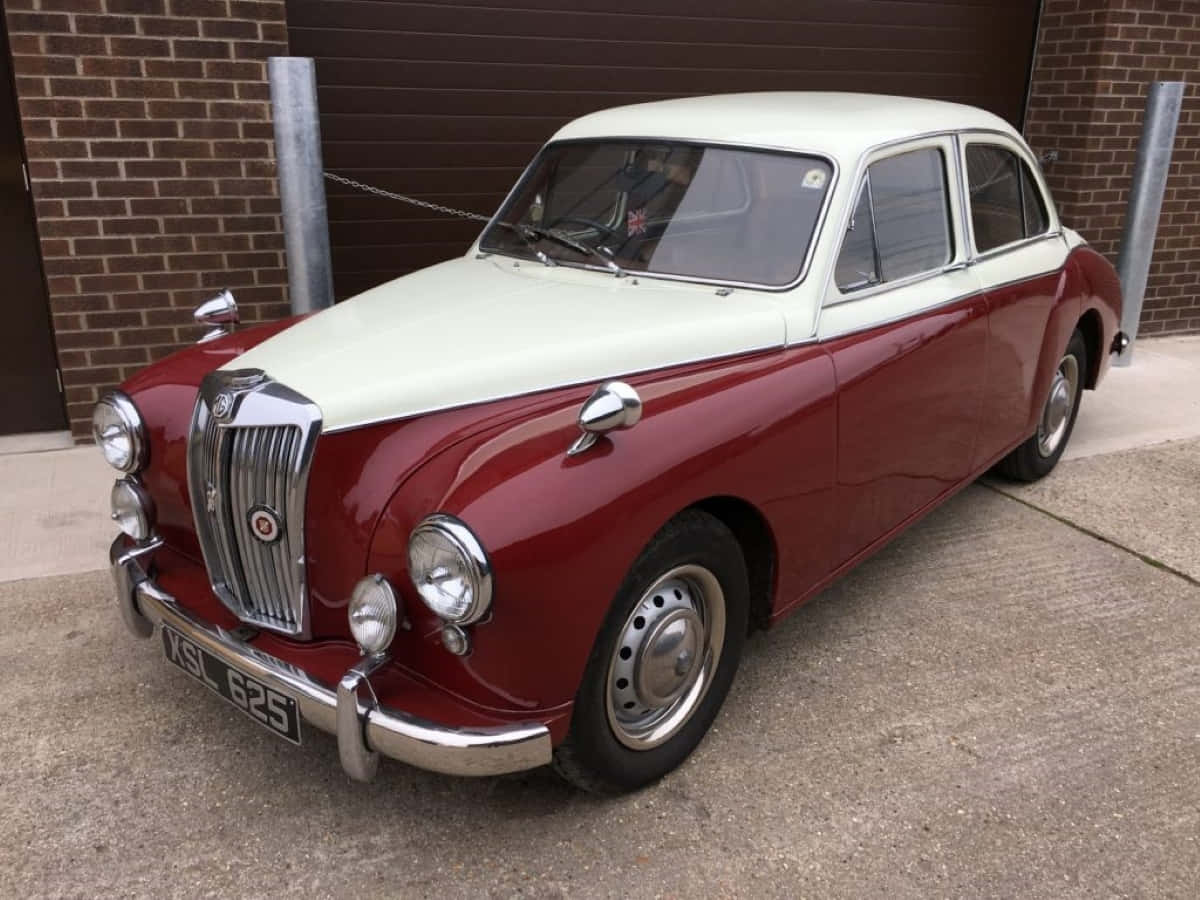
[194,486,986,820]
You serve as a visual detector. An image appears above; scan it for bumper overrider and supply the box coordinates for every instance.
[110,538,552,780]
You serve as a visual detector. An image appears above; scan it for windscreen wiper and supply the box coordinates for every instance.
[487,221,558,267]
[528,227,626,277]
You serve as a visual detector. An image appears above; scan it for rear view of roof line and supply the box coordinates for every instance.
[551,92,1019,158]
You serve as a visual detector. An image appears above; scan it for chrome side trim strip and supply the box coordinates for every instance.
[320,340,785,434]
[819,263,1068,343]
[110,538,553,779]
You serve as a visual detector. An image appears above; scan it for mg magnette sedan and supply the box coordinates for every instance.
[99,93,1124,793]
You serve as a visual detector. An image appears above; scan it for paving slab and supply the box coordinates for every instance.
[990,437,1200,583]
[1067,334,1200,461]
[0,446,112,583]
[3,482,1197,898]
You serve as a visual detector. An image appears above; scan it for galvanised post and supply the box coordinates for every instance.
[269,57,335,314]
[1113,81,1185,366]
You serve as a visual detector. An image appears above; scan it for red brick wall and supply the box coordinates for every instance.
[3,0,290,439]
[1024,0,1200,336]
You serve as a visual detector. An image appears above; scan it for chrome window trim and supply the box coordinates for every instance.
[958,132,1059,258]
[476,136,841,293]
[970,229,1065,264]
[952,132,973,260]
[187,369,322,638]
[815,125,1056,335]
[823,133,962,307]
[825,260,961,305]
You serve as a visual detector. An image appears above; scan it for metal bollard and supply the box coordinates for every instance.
[1113,81,1185,366]
[269,57,335,314]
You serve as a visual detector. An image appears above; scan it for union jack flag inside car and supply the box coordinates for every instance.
[626,207,648,235]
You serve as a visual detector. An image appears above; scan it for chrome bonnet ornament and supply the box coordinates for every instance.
[567,380,643,457]
[194,289,239,343]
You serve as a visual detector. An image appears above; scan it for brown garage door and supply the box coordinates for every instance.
[1,16,66,435]
[286,0,1041,299]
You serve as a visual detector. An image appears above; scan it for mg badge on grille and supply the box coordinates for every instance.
[212,391,234,419]
[248,505,283,543]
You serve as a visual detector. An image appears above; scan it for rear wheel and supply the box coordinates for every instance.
[997,329,1087,482]
[553,510,749,793]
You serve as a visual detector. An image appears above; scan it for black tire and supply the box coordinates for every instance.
[996,328,1088,482]
[552,509,749,793]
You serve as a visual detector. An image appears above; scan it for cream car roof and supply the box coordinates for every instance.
[550,92,1021,161]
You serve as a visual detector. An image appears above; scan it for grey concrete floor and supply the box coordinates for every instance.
[2,442,1198,898]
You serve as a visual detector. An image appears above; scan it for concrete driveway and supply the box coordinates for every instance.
[3,437,1198,898]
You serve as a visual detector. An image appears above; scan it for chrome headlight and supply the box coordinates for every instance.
[407,514,493,625]
[348,575,399,655]
[110,477,154,541]
[92,392,147,473]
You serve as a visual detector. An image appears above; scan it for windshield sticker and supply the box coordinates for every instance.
[626,207,648,236]
[802,168,827,190]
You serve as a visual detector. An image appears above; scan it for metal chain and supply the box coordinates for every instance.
[322,171,491,222]
[322,170,620,273]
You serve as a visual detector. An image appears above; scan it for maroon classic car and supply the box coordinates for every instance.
[98,94,1123,792]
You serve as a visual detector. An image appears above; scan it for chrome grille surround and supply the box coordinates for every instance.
[187,369,322,637]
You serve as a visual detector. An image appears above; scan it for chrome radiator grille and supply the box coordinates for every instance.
[187,370,322,636]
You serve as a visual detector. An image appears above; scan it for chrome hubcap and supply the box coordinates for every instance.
[606,564,725,750]
[1037,353,1080,457]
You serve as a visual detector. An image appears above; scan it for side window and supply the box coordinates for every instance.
[966,144,1049,253]
[834,147,952,293]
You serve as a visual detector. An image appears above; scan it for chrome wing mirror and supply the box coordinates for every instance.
[567,381,643,457]
[194,289,239,343]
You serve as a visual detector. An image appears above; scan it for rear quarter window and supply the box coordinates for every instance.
[965,144,1051,253]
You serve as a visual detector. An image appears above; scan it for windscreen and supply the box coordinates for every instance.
[480,141,834,287]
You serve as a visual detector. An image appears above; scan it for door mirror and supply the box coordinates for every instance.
[568,381,642,456]
[194,290,239,343]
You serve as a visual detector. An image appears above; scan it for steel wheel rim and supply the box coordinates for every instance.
[1037,353,1080,457]
[605,564,726,751]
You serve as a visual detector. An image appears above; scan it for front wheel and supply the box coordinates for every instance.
[553,510,749,793]
[997,328,1088,482]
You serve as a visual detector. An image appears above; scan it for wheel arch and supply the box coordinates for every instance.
[688,495,777,632]
[1076,306,1104,389]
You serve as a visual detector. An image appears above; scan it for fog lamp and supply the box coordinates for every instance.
[110,478,154,541]
[348,574,399,655]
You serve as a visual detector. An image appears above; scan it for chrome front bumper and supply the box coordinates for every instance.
[110,538,552,780]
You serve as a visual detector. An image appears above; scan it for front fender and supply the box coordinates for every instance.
[367,346,837,720]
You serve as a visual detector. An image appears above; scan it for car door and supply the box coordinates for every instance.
[818,135,988,568]
[959,135,1073,468]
